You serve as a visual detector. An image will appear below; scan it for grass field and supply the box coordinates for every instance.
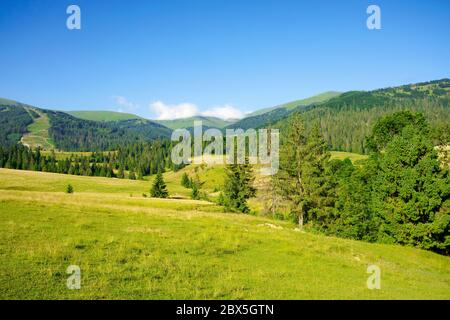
[67,111,143,122]
[20,109,54,150]
[0,168,449,299]
[330,151,369,162]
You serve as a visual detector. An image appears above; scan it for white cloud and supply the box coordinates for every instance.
[150,101,245,120]
[114,96,139,113]
[150,101,198,120]
[201,104,245,120]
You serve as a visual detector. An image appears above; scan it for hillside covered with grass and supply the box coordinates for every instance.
[0,168,449,299]
[156,116,235,130]
[67,111,143,122]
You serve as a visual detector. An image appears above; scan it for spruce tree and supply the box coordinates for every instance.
[150,171,169,198]
[275,114,332,229]
[221,160,256,213]
[117,166,125,179]
[66,184,74,194]
[181,172,191,188]
[190,174,204,200]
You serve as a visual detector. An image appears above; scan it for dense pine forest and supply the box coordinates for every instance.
[46,110,171,151]
[0,104,34,146]
[0,140,179,179]
[272,79,450,154]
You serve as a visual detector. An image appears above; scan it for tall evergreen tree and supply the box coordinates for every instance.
[275,114,333,228]
[221,160,256,213]
[150,171,169,198]
[181,172,192,188]
[190,174,205,200]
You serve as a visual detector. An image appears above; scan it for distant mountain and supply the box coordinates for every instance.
[0,98,171,151]
[0,97,22,107]
[67,110,143,122]
[46,110,171,151]
[272,79,450,154]
[0,101,35,147]
[156,116,236,130]
[227,91,341,130]
[246,91,341,117]
[2,79,448,153]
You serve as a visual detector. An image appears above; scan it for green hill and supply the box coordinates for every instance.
[0,98,172,151]
[226,91,341,130]
[156,116,235,130]
[0,97,21,107]
[68,110,143,122]
[46,110,171,151]
[247,91,341,117]
[20,108,54,150]
[0,168,449,299]
[272,79,450,154]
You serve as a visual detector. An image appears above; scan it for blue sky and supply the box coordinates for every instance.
[0,0,449,119]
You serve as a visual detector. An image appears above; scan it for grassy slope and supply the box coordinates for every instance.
[330,151,369,162]
[0,97,21,106]
[247,91,341,117]
[31,151,366,198]
[0,168,449,299]
[67,111,143,122]
[156,116,234,130]
[20,109,54,150]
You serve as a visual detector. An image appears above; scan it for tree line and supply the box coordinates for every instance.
[0,140,181,179]
[267,111,449,254]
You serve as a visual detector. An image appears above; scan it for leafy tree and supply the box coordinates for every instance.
[366,111,428,152]
[150,171,169,198]
[371,125,449,253]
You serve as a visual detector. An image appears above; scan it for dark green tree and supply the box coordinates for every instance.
[276,115,333,229]
[181,172,192,188]
[371,125,449,253]
[190,174,205,200]
[150,171,169,198]
[66,184,74,194]
[221,160,256,213]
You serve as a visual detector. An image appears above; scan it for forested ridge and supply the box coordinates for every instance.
[46,110,171,151]
[1,79,449,153]
[0,104,34,146]
[272,79,450,154]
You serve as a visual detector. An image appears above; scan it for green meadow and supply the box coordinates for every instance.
[20,110,54,150]
[67,111,143,122]
[0,168,449,299]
